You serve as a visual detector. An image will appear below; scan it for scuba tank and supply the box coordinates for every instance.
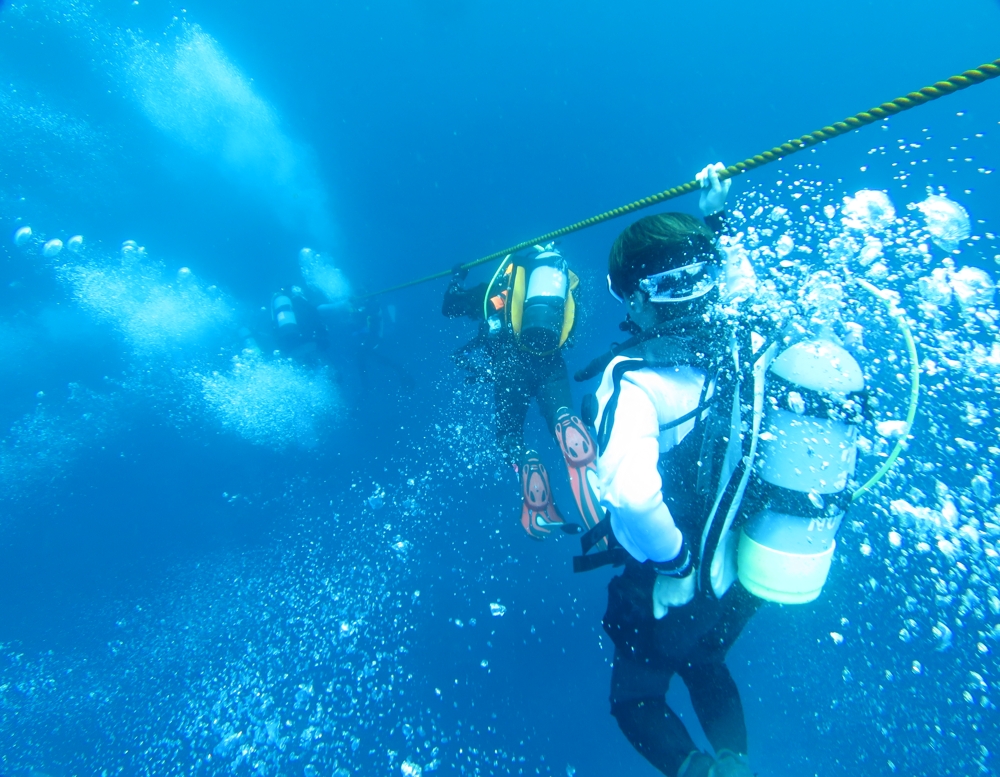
[482,244,578,355]
[519,247,570,354]
[271,293,299,336]
[737,337,865,604]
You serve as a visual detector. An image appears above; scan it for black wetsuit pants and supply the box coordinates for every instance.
[606,580,762,777]
[491,340,572,465]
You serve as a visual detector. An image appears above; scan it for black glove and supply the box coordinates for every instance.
[451,263,469,282]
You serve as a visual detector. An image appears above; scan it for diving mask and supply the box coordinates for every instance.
[608,261,720,305]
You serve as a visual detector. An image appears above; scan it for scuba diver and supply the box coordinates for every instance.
[443,244,603,539]
[574,164,866,777]
[269,285,414,390]
[348,296,415,392]
[270,285,331,362]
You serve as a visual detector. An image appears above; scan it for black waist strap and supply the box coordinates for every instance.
[579,512,612,555]
[574,513,629,573]
[573,547,628,573]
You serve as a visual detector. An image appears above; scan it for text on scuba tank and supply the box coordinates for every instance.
[807,516,841,532]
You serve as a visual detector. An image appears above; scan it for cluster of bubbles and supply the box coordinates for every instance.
[197,348,339,449]
[0,383,116,507]
[718,133,999,773]
[0,487,420,776]
[14,225,85,260]
[1,1,355,460]
[0,83,111,207]
[0,461,563,777]
[114,19,333,242]
[299,248,352,308]
[58,238,236,357]
[7,224,344,453]
[2,2,333,244]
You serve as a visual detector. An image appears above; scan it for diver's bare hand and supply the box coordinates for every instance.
[697,162,730,216]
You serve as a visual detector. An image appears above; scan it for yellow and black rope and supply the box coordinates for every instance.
[365,58,1000,298]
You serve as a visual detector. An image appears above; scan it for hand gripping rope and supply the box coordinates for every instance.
[363,57,1000,299]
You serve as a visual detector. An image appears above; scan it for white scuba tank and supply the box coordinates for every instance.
[272,294,298,333]
[738,338,865,604]
[520,248,569,353]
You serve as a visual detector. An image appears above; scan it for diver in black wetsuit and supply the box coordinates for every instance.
[442,246,603,540]
[270,286,331,362]
[268,286,413,391]
[348,297,415,392]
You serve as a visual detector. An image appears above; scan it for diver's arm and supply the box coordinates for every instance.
[698,161,755,298]
[597,379,684,565]
[442,282,487,319]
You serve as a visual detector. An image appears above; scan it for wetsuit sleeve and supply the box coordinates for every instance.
[596,378,684,565]
[704,211,729,237]
[442,282,487,320]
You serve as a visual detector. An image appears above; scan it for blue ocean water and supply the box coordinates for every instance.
[2,0,1000,775]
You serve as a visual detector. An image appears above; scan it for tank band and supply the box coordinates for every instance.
[766,373,867,424]
[750,479,851,517]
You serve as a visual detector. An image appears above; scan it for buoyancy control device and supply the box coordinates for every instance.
[575,326,772,600]
[738,337,866,604]
[483,244,578,355]
[576,327,866,609]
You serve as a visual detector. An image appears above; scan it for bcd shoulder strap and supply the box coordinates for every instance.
[596,359,647,456]
[697,330,777,597]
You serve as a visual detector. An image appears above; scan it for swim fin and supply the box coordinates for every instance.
[554,408,604,539]
[519,452,578,539]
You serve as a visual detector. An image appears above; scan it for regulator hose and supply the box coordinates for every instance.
[850,278,921,502]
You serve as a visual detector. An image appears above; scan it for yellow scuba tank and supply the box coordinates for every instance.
[737,337,865,604]
[483,245,578,355]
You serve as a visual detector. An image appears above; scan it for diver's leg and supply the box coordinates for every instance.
[676,586,762,770]
[610,651,713,777]
[537,354,603,534]
[494,359,568,538]
[677,661,747,760]
[534,353,573,431]
[493,367,531,467]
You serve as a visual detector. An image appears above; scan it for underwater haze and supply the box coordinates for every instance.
[2,0,1000,776]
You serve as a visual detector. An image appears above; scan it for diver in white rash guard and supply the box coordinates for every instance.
[583,164,761,777]
[576,162,864,777]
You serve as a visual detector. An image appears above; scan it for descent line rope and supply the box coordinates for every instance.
[363,57,1000,298]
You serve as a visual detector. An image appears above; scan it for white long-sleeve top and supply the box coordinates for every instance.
[595,358,707,564]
